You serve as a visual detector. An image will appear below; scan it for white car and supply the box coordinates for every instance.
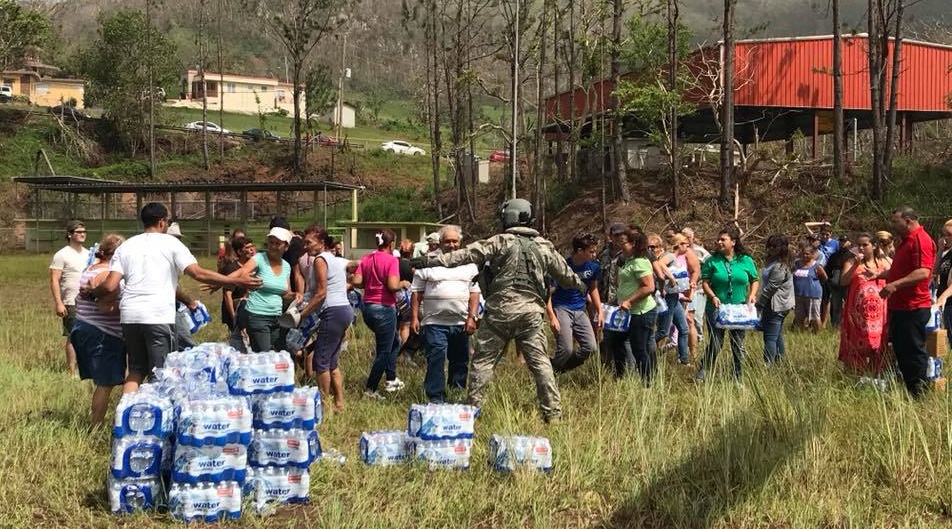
[381,140,425,156]
[184,121,230,134]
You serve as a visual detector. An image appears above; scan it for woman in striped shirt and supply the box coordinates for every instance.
[70,233,125,425]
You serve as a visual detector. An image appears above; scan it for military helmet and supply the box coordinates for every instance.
[499,198,535,229]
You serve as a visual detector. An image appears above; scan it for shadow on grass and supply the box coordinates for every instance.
[600,404,817,529]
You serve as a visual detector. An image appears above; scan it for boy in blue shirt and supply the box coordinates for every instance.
[547,233,604,374]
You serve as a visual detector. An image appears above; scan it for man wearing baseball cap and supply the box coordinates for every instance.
[49,219,89,376]
[87,203,262,393]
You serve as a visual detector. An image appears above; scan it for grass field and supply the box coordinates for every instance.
[1,254,951,528]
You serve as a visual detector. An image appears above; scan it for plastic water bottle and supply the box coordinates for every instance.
[411,438,472,470]
[177,397,252,447]
[108,475,163,514]
[172,443,248,484]
[110,436,169,479]
[248,429,318,468]
[286,312,321,351]
[243,467,310,514]
[487,435,553,472]
[178,302,212,334]
[317,447,347,466]
[359,431,411,466]
[226,352,295,396]
[407,404,478,440]
[167,481,242,523]
[113,392,175,439]
[85,242,99,270]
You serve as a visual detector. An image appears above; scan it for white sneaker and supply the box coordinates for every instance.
[362,389,385,400]
[384,378,405,392]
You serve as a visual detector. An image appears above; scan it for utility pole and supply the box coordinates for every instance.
[336,33,347,144]
[510,0,519,200]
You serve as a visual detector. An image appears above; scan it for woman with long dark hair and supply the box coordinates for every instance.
[696,228,759,381]
[757,235,795,364]
[616,228,658,384]
[352,228,407,399]
[839,233,890,374]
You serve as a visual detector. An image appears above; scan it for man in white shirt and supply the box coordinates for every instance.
[410,225,480,403]
[88,203,262,393]
[49,219,89,376]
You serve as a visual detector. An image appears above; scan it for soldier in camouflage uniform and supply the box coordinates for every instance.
[416,199,585,423]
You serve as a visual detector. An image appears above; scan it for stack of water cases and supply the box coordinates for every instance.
[406,404,479,470]
[487,435,553,473]
[164,345,248,522]
[245,385,323,514]
[109,386,175,514]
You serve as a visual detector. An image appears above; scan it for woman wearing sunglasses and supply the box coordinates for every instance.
[696,228,759,381]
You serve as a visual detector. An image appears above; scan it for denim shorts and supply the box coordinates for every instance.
[71,320,126,386]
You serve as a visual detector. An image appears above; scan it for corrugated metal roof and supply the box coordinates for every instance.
[12,176,365,195]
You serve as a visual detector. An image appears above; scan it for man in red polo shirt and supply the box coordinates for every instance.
[871,206,936,397]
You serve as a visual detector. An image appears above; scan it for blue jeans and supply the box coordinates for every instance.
[656,292,689,363]
[760,308,788,364]
[699,310,746,379]
[422,324,470,403]
[363,303,400,391]
[605,328,634,378]
[628,308,658,385]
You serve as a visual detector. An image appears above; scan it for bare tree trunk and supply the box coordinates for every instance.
[534,0,548,232]
[608,0,629,203]
[146,0,157,178]
[884,0,904,181]
[832,0,844,181]
[553,0,565,184]
[668,0,680,209]
[217,0,224,164]
[868,0,884,200]
[567,0,577,183]
[199,0,209,171]
[426,1,443,218]
[719,0,736,211]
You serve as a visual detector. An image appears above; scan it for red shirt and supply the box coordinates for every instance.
[887,225,936,311]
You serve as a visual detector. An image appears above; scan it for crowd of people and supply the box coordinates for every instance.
[50,201,946,426]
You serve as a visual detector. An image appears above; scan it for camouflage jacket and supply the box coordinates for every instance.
[431,227,585,322]
[597,246,623,305]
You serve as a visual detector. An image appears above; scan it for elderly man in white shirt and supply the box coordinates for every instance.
[410,225,481,404]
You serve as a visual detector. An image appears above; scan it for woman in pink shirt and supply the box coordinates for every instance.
[352,229,407,398]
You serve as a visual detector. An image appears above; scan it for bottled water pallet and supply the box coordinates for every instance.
[107,343,322,519]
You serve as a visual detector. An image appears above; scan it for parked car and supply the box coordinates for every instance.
[488,150,509,163]
[241,128,282,142]
[49,105,91,121]
[381,140,425,156]
[0,86,12,103]
[185,121,230,134]
[312,133,338,147]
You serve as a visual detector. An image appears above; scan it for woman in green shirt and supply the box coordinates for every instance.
[697,228,759,381]
[616,228,658,384]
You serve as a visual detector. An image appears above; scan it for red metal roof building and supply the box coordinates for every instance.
[544,35,952,150]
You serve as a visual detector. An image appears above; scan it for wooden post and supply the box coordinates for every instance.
[812,111,820,160]
[170,192,178,221]
[240,190,248,229]
[100,192,106,240]
[135,192,143,230]
[312,190,319,221]
[205,190,213,255]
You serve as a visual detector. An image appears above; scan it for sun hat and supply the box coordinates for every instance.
[267,227,293,244]
[167,222,183,238]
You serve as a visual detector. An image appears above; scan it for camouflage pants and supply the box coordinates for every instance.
[467,311,561,420]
